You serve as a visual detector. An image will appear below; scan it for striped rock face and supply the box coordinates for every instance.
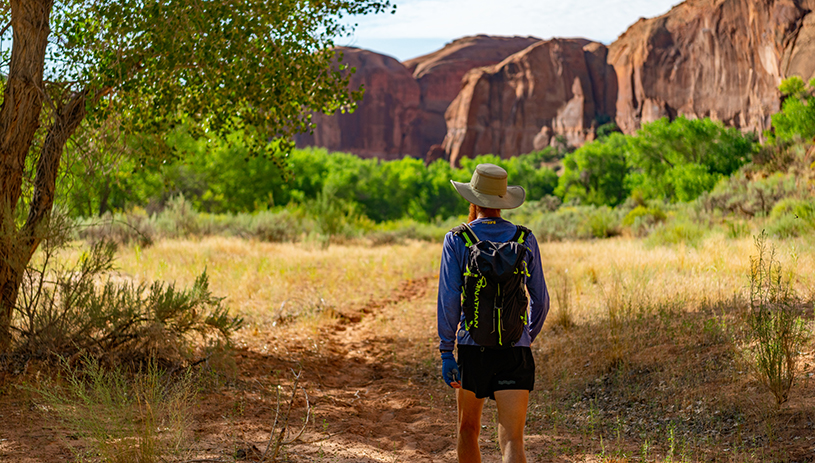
[608,0,815,137]
[296,37,542,161]
[442,39,615,166]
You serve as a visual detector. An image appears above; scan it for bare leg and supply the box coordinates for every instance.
[494,389,529,463]
[456,388,485,463]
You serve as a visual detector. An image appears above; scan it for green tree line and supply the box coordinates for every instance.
[62,132,560,223]
[557,117,758,206]
[63,77,815,225]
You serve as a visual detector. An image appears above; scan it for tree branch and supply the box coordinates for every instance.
[19,85,108,258]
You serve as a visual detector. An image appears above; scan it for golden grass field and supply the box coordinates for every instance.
[11,232,814,462]
[112,237,442,326]
[109,233,815,327]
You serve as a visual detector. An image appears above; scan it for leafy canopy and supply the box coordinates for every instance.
[769,76,815,144]
[3,0,394,156]
[63,138,560,223]
[555,117,756,205]
[555,132,629,207]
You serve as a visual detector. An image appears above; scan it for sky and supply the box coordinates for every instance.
[339,0,682,62]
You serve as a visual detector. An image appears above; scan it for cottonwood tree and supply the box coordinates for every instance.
[0,0,393,352]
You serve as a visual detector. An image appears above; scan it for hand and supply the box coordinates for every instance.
[441,351,461,388]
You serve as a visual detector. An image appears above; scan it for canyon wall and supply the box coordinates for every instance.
[442,39,616,166]
[403,35,542,157]
[297,1,815,165]
[294,47,422,160]
[609,0,815,135]
[295,37,540,160]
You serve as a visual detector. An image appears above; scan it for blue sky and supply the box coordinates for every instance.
[339,0,682,61]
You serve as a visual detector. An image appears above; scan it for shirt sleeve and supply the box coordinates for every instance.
[525,232,549,343]
[437,232,464,352]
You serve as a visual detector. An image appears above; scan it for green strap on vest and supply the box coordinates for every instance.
[453,223,530,248]
[458,222,478,247]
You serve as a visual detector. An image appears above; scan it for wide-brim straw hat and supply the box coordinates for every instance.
[451,163,526,209]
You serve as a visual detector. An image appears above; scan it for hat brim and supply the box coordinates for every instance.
[451,180,526,209]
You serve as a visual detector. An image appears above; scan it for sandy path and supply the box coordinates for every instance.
[264,275,460,462]
[0,274,577,462]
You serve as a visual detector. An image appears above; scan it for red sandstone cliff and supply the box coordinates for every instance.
[442,39,617,166]
[296,37,540,160]
[442,0,815,164]
[298,0,815,164]
[404,35,542,157]
[609,0,815,135]
[294,47,422,160]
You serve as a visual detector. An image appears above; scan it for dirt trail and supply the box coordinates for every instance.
[294,275,455,462]
[190,274,467,462]
[0,274,572,462]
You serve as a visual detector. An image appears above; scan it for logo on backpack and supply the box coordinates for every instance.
[453,223,531,349]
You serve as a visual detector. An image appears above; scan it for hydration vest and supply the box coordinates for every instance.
[452,223,531,348]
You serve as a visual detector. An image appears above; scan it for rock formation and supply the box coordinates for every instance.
[404,35,542,157]
[442,39,617,166]
[294,47,422,160]
[609,0,815,135]
[298,1,815,165]
[296,37,540,160]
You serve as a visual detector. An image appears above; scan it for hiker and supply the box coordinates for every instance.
[437,163,549,463]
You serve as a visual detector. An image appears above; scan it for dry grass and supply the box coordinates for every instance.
[37,232,815,461]
[539,234,815,325]
[531,233,815,461]
[102,237,438,323]
[97,237,442,359]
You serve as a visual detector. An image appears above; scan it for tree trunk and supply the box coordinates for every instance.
[0,0,54,353]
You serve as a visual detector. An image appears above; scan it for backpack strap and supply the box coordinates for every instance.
[511,225,531,244]
[451,223,479,247]
[453,223,530,246]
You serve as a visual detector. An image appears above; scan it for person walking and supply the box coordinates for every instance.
[437,163,549,463]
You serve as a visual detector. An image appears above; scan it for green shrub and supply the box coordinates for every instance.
[645,220,707,247]
[743,232,811,406]
[765,213,809,238]
[764,198,815,238]
[77,209,156,247]
[701,172,799,217]
[153,194,201,238]
[530,206,621,241]
[622,205,667,237]
[531,207,588,241]
[584,206,620,238]
[367,218,454,245]
[15,241,241,363]
[769,198,815,222]
[223,209,310,242]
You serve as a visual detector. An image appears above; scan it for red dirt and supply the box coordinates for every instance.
[2,274,814,462]
[0,275,537,462]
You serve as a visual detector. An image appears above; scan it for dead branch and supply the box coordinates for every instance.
[259,368,311,462]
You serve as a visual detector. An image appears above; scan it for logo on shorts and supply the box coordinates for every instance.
[497,380,516,385]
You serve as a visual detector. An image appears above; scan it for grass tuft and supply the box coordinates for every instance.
[742,231,812,406]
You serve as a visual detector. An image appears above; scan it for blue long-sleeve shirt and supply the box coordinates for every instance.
[437,217,549,352]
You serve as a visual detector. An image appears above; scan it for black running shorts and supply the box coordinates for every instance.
[457,345,535,400]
